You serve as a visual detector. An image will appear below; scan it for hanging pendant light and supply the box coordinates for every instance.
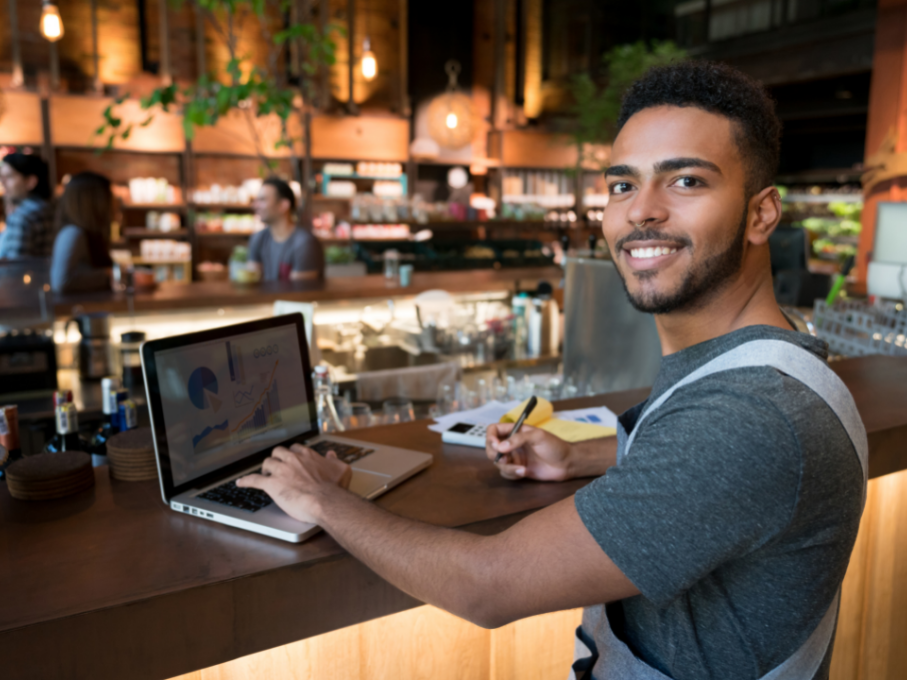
[361,37,377,81]
[427,60,474,150]
[40,1,65,42]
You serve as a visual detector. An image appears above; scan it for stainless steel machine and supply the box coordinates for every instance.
[0,259,58,397]
[563,257,661,395]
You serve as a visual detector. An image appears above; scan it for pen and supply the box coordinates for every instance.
[494,396,538,464]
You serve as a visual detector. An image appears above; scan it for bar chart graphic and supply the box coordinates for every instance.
[233,361,282,440]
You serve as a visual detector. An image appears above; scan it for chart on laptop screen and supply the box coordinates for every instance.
[155,324,313,486]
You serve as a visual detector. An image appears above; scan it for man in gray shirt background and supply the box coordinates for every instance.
[247,176,323,282]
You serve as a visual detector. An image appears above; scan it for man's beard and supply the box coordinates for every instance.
[617,209,748,315]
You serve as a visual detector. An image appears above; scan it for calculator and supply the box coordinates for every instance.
[441,422,488,448]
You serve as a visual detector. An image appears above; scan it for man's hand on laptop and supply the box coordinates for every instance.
[236,444,353,524]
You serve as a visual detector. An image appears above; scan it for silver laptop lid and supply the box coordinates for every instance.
[141,313,319,503]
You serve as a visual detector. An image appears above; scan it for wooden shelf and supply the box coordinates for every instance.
[133,258,192,265]
[196,231,256,238]
[190,203,255,212]
[121,203,187,211]
[122,228,189,239]
[782,193,863,204]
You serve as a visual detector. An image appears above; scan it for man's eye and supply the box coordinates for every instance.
[609,182,633,195]
[675,177,701,188]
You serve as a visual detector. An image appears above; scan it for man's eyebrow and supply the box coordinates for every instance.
[604,158,722,179]
[653,157,722,175]
[604,164,638,178]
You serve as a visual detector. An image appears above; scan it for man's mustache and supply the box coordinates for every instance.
[615,228,692,251]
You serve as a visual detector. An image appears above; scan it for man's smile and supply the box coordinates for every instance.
[620,239,688,273]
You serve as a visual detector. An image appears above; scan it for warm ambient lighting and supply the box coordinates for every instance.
[361,38,377,81]
[446,112,458,129]
[40,2,65,42]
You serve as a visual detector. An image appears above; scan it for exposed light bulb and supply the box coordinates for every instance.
[361,38,377,81]
[446,112,458,129]
[40,2,64,42]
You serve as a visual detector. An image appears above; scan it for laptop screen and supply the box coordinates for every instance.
[151,321,315,488]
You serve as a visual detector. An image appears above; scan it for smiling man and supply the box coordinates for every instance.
[238,62,866,680]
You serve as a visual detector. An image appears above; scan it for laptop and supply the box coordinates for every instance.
[141,313,432,543]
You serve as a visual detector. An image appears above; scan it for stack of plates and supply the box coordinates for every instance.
[6,452,95,501]
[107,427,158,482]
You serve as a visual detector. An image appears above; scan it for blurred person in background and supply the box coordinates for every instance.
[247,176,324,282]
[50,172,114,293]
[0,152,54,260]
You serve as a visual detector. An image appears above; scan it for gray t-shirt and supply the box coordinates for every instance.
[575,325,863,680]
[248,227,324,282]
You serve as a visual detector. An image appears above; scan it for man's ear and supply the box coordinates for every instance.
[747,186,782,246]
[25,175,38,192]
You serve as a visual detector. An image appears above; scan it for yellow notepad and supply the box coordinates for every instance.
[500,398,616,443]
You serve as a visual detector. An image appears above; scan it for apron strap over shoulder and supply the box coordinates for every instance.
[577,339,868,680]
[623,339,868,503]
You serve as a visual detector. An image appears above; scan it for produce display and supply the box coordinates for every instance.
[778,186,862,265]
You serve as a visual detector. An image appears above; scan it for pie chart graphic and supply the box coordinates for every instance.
[188,367,218,410]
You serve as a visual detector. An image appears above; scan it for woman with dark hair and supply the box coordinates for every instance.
[50,172,114,293]
[0,152,54,260]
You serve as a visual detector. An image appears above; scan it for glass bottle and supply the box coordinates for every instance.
[118,399,138,432]
[89,377,121,467]
[44,402,87,454]
[313,365,345,433]
[0,404,22,480]
[511,293,529,359]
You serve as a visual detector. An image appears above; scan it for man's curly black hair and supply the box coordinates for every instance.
[616,61,782,198]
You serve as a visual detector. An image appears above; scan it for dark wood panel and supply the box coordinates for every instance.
[56,148,183,187]
[192,155,294,188]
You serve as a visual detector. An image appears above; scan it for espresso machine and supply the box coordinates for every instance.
[0,259,59,396]
[65,313,113,380]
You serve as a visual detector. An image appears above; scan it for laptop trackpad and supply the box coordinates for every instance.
[349,469,392,499]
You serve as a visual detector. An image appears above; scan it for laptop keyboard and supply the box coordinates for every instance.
[198,475,274,513]
[196,441,374,513]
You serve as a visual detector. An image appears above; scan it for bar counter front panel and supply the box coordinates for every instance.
[2,357,907,680]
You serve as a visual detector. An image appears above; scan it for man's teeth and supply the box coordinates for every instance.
[630,246,678,259]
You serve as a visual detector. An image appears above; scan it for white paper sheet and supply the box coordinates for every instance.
[428,400,521,434]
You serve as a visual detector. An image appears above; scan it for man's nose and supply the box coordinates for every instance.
[625,183,669,226]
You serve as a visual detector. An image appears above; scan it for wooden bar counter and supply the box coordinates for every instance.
[46,267,564,319]
[2,356,907,680]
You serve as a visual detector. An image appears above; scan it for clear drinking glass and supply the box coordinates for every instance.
[383,397,415,424]
[475,378,489,406]
[347,402,373,429]
[436,383,455,415]
[384,249,400,281]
